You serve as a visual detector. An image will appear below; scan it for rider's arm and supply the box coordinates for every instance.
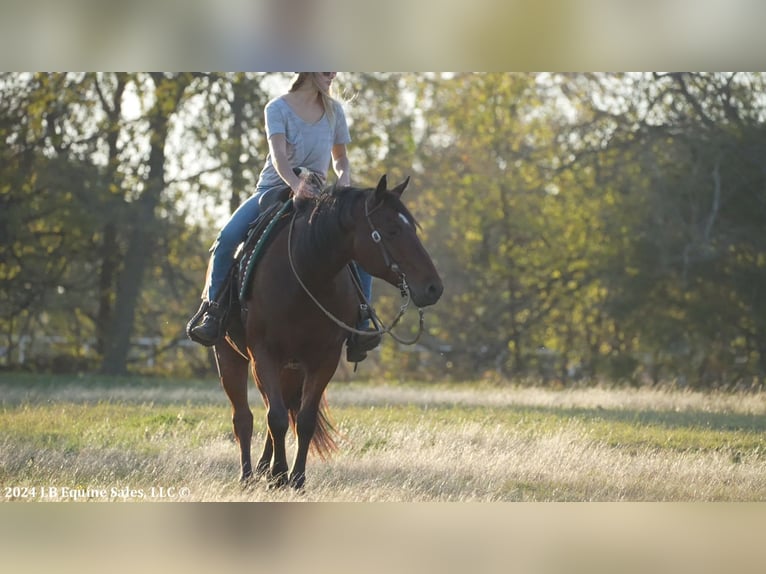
[268,133,306,196]
[332,143,351,187]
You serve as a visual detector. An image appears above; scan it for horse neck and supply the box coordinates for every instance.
[291,209,354,287]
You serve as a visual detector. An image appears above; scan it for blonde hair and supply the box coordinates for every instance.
[290,72,338,124]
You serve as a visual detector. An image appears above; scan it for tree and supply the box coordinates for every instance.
[101,73,197,374]
[566,72,766,386]
[0,73,111,368]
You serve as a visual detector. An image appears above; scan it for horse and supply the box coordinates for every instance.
[213,174,443,488]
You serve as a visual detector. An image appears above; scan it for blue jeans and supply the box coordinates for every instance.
[204,192,375,325]
[205,192,264,301]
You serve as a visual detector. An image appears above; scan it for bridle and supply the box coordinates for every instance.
[363,193,409,297]
[287,191,425,345]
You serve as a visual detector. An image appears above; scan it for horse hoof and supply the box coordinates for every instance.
[289,473,306,490]
[267,473,289,490]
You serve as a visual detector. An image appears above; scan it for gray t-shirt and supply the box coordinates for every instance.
[255,96,351,193]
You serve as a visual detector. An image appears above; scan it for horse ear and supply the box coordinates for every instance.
[390,176,410,198]
[374,174,388,204]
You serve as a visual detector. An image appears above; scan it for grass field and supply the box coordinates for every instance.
[2,373,766,501]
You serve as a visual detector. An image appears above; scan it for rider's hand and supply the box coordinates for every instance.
[293,167,324,200]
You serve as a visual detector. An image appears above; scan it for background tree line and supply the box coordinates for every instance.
[2,72,765,389]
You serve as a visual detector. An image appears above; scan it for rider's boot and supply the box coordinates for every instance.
[346,304,381,363]
[188,301,225,347]
[346,329,382,363]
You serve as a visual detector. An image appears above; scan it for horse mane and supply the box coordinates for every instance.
[294,184,420,260]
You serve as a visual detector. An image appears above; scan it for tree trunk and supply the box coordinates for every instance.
[95,73,126,356]
[101,73,191,375]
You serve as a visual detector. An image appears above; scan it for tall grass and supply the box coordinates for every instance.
[2,375,766,501]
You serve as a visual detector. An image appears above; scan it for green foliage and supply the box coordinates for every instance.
[0,73,274,376]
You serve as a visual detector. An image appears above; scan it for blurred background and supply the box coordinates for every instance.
[2,0,766,69]
[3,71,766,389]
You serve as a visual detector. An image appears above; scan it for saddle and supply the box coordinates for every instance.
[223,186,294,355]
[236,188,294,307]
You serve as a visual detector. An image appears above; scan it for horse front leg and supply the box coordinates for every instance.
[253,355,290,488]
[215,341,253,482]
[289,361,336,489]
[266,404,290,487]
[288,400,319,490]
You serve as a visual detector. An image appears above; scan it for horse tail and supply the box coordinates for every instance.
[310,395,338,459]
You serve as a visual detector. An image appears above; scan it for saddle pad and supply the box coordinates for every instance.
[237,198,294,305]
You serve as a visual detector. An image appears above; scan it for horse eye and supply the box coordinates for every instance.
[397,213,411,227]
[385,223,401,238]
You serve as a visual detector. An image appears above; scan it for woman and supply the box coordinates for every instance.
[189,72,380,362]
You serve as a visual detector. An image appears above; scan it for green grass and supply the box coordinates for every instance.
[2,403,226,453]
[2,373,766,501]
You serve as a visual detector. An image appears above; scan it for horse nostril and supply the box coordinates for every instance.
[427,282,443,301]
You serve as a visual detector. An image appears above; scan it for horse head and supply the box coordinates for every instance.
[350,175,443,308]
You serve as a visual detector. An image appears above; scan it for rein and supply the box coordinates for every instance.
[286,194,425,345]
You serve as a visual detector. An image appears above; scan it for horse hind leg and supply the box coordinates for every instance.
[255,431,273,479]
[214,341,253,482]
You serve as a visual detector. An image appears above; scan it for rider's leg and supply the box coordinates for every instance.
[190,194,263,346]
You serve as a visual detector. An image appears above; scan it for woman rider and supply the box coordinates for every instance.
[189,72,380,362]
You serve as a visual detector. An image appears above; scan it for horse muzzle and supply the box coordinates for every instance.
[410,277,444,308]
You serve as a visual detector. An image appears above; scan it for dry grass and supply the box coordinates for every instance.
[328,383,766,414]
[2,376,766,501]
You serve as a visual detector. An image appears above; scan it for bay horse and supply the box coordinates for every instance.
[214,174,443,488]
